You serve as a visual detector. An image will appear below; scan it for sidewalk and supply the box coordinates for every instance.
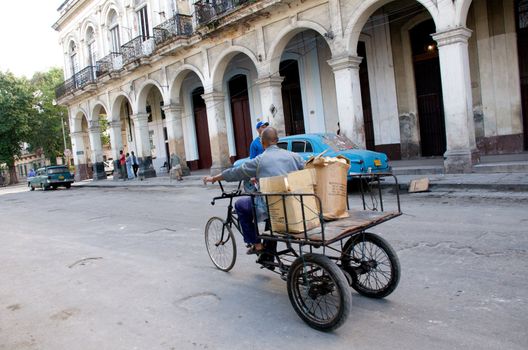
[73,168,528,192]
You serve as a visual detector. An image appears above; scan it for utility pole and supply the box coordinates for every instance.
[61,113,70,166]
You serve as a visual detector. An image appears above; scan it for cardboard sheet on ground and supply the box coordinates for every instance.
[260,169,320,234]
[306,155,350,220]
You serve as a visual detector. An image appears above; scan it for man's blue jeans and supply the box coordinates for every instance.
[235,197,259,245]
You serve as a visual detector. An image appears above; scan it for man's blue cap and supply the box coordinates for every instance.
[256,121,269,129]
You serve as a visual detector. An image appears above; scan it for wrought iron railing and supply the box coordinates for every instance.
[121,36,148,65]
[153,14,193,46]
[95,52,120,77]
[194,0,250,25]
[55,66,97,99]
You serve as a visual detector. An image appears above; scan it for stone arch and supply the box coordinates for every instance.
[169,64,206,104]
[455,0,473,27]
[91,101,110,122]
[101,1,122,26]
[267,20,334,74]
[210,46,260,89]
[344,0,440,55]
[111,93,134,122]
[135,79,168,114]
[71,108,89,133]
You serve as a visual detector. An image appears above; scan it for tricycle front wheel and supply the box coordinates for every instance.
[342,232,400,298]
[205,217,237,272]
[287,253,351,332]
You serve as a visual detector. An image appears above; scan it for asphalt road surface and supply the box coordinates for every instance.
[0,184,526,350]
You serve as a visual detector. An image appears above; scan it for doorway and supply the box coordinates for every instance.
[192,87,212,169]
[358,41,375,151]
[517,0,528,149]
[280,60,305,135]
[410,19,446,157]
[228,74,253,159]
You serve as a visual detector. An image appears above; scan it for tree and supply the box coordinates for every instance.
[28,68,70,164]
[0,71,33,185]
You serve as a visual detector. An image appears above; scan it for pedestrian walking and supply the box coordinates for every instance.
[126,153,135,180]
[131,151,139,177]
[119,150,126,180]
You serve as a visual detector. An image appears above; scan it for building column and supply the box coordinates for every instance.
[327,55,366,148]
[70,131,90,181]
[163,104,190,177]
[255,75,286,136]
[131,113,157,178]
[108,120,123,180]
[433,27,478,173]
[88,122,107,180]
[201,92,231,174]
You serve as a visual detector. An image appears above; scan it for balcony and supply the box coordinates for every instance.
[95,52,121,77]
[194,0,250,26]
[153,14,193,47]
[55,66,97,99]
[121,36,155,66]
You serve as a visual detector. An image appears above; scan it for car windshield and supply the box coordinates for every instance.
[322,134,359,151]
[47,167,69,175]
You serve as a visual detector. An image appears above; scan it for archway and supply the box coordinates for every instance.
[349,1,442,160]
[410,19,446,156]
[171,69,209,171]
[111,95,136,179]
[516,0,528,149]
[192,86,212,169]
[277,30,337,136]
[228,74,253,159]
[90,103,110,179]
[211,50,260,161]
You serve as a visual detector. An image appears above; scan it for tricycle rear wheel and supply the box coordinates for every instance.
[287,253,351,332]
[342,232,400,298]
[205,217,237,272]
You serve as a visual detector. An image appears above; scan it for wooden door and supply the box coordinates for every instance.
[517,0,528,149]
[229,75,253,159]
[411,20,446,157]
[192,88,212,169]
[280,60,306,135]
[358,41,375,151]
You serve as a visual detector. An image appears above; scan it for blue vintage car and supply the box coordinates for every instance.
[28,166,74,191]
[234,133,391,179]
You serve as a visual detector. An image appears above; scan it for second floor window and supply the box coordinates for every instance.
[110,25,121,52]
[86,28,97,67]
[69,42,78,77]
[137,6,150,40]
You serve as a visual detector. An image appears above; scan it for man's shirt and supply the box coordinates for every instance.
[222,145,304,182]
[249,137,264,159]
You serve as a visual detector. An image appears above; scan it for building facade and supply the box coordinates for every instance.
[53,0,528,180]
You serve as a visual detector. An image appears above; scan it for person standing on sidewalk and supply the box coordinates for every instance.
[119,150,126,180]
[131,151,139,177]
[249,121,269,159]
[126,153,135,180]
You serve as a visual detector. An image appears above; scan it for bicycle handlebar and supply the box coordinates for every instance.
[210,180,244,205]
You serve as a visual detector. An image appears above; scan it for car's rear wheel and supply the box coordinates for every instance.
[29,184,35,191]
[65,183,71,189]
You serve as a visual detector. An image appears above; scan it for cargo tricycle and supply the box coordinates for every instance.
[205,173,401,331]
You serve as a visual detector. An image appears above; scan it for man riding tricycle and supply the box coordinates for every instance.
[203,127,401,331]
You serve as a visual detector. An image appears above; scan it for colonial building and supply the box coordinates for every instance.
[53,0,528,180]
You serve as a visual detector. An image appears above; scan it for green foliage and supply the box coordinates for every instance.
[0,71,33,166]
[99,116,111,147]
[27,68,70,162]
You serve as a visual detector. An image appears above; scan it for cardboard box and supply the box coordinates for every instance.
[259,169,320,234]
[306,156,350,220]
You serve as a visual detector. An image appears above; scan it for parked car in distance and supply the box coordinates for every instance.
[233,133,391,179]
[104,160,114,176]
[28,166,74,191]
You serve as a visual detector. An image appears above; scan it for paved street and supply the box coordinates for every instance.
[0,184,527,350]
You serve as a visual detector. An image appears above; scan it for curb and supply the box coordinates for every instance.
[388,182,528,192]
